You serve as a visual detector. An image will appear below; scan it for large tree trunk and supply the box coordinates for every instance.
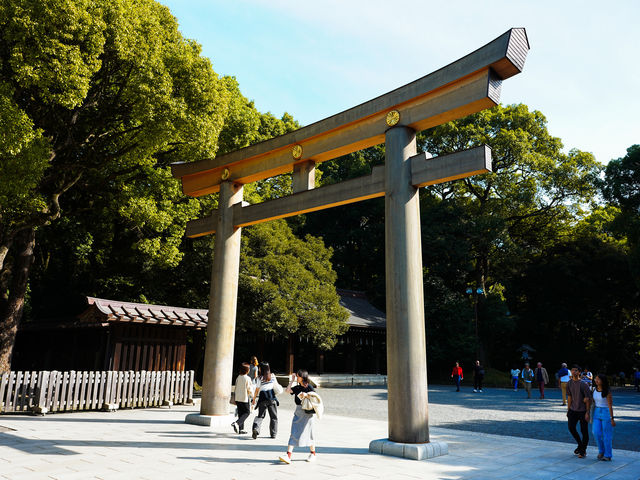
[0,243,10,273]
[286,333,295,374]
[0,228,36,373]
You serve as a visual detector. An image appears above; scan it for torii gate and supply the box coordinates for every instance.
[172,28,528,459]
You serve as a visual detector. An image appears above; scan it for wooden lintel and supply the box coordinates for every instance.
[185,147,492,237]
[172,28,528,197]
[411,145,492,188]
[234,165,386,228]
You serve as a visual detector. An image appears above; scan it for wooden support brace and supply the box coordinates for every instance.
[292,160,316,193]
[184,146,491,237]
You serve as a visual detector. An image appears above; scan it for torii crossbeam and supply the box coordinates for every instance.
[171,28,529,457]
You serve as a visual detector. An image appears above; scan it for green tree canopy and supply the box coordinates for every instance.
[417,104,602,368]
[0,0,339,370]
[0,0,230,370]
[237,220,349,350]
[301,104,605,373]
[603,144,640,287]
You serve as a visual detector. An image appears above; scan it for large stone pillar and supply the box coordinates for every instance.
[200,181,243,416]
[384,126,429,443]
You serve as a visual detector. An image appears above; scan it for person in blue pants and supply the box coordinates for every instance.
[592,373,616,461]
[510,366,521,391]
[451,362,463,391]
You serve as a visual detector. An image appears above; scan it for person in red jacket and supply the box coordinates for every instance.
[451,362,463,392]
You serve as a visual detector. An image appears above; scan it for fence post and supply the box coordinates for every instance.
[102,371,118,411]
[33,371,49,415]
[186,370,194,405]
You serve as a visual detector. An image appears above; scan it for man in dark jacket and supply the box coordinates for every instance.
[534,362,549,399]
[473,360,485,393]
[567,364,592,458]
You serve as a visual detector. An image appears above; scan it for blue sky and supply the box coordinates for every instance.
[160,1,639,165]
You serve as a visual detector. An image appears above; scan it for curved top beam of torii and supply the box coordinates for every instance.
[171,28,529,197]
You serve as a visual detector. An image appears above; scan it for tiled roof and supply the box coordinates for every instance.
[80,297,208,329]
[337,289,386,329]
[78,291,385,331]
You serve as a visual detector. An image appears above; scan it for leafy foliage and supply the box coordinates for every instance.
[603,145,640,287]
[0,0,340,370]
[237,221,349,350]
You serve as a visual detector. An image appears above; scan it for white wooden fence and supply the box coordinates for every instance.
[0,370,194,414]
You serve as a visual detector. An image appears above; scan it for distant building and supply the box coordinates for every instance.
[13,297,207,372]
[13,291,386,377]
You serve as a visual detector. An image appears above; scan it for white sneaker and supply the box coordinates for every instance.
[278,455,291,464]
[479,389,483,392]
[473,389,477,392]
[306,453,317,462]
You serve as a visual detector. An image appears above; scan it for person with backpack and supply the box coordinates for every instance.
[521,363,534,399]
[557,362,571,405]
[251,362,279,439]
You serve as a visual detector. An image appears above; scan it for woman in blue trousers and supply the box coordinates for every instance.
[592,373,616,461]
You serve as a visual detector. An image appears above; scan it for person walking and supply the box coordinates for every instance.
[592,373,615,461]
[521,363,534,399]
[251,362,278,439]
[557,363,570,406]
[567,364,592,458]
[248,356,259,387]
[473,360,485,393]
[581,366,593,389]
[278,370,320,464]
[231,362,254,435]
[451,362,463,392]
[534,362,549,399]
[633,367,640,392]
[510,366,521,391]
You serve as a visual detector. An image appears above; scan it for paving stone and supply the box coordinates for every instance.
[0,388,639,479]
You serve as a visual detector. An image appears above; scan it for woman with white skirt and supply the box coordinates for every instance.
[278,369,317,464]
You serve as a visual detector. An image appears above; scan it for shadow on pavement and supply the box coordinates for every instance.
[435,418,634,452]
[0,415,186,425]
[0,434,369,458]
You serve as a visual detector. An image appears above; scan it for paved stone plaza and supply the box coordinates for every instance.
[1,386,639,479]
[319,385,640,452]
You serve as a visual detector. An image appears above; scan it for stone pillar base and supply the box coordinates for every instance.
[369,439,448,460]
[184,413,235,428]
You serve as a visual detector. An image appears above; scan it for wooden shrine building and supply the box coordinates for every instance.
[13,297,208,372]
[13,293,386,376]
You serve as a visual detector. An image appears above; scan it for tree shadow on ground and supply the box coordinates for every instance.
[434,418,637,452]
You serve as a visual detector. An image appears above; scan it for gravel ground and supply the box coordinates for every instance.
[298,385,640,452]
